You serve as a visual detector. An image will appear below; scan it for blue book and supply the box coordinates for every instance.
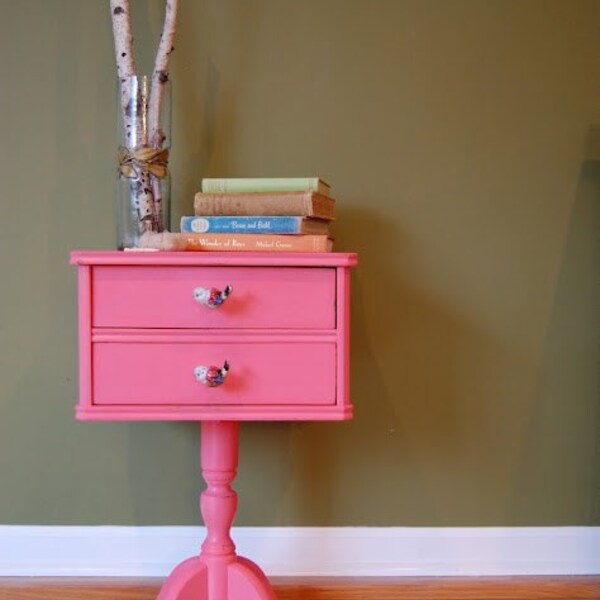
[180,215,329,235]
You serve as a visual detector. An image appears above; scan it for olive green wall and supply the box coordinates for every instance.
[0,0,598,526]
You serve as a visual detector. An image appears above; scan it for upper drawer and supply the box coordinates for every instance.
[92,266,336,329]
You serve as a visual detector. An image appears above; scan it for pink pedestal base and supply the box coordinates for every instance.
[157,421,276,600]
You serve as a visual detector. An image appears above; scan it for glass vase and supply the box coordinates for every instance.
[116,75,171,249]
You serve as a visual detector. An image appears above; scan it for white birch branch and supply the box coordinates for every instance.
[148,0,178,148]
[110,0,154,232]
[110,0,138,144]
[148,0,179,228]
[110,0,136,77]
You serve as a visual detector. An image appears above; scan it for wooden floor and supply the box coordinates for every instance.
[0,576,599,600]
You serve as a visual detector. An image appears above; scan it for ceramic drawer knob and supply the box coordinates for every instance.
[193,284,233,309]
[194,360,230,388]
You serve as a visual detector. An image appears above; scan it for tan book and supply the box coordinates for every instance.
[193,192,335,221]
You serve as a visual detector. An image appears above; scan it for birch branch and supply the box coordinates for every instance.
[148,0,179,229]
[148,0,178,148]
[110,0,154,231]
[110,0,136,76]
[110,0,138,144]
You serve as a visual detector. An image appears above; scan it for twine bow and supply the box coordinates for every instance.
[118,146,170,179]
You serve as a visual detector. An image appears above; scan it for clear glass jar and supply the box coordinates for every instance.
[116,75,171,249]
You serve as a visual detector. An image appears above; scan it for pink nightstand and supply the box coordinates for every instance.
[70,251,357,600]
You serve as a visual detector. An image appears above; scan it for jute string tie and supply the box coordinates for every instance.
[118,146,169,179]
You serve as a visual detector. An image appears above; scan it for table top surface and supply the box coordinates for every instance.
[70,250,358,268]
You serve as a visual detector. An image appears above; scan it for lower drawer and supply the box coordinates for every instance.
[92,341,336,406]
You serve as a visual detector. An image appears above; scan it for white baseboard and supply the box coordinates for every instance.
[0,526,598,577]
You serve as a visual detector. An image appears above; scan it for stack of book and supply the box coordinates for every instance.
[176,177,335,252]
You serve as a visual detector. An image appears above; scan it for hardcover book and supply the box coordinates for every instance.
[201,177,330,196]
[180,215,330,235]
[193,192,335,221]
[176,233,333,252]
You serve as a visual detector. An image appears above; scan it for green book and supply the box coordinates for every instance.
[201,177,331,196]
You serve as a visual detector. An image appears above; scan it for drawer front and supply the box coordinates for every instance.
[92,266,335,329]
[93,341,336,406]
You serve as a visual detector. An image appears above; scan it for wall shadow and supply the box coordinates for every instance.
[257,206,523,526]
[170,0,264,223]
[511,158,600,525]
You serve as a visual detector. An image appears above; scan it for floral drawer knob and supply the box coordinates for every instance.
[193,285,233,309]
[194,361,230,388]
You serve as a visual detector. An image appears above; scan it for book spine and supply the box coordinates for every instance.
[193,192,334,220]
[201,178,326,194]
[177,233,332,252]
[180,216,304,234]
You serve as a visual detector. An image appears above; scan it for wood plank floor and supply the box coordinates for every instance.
[0,576,599,599]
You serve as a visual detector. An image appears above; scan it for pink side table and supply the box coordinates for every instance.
[71,251,357,600]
